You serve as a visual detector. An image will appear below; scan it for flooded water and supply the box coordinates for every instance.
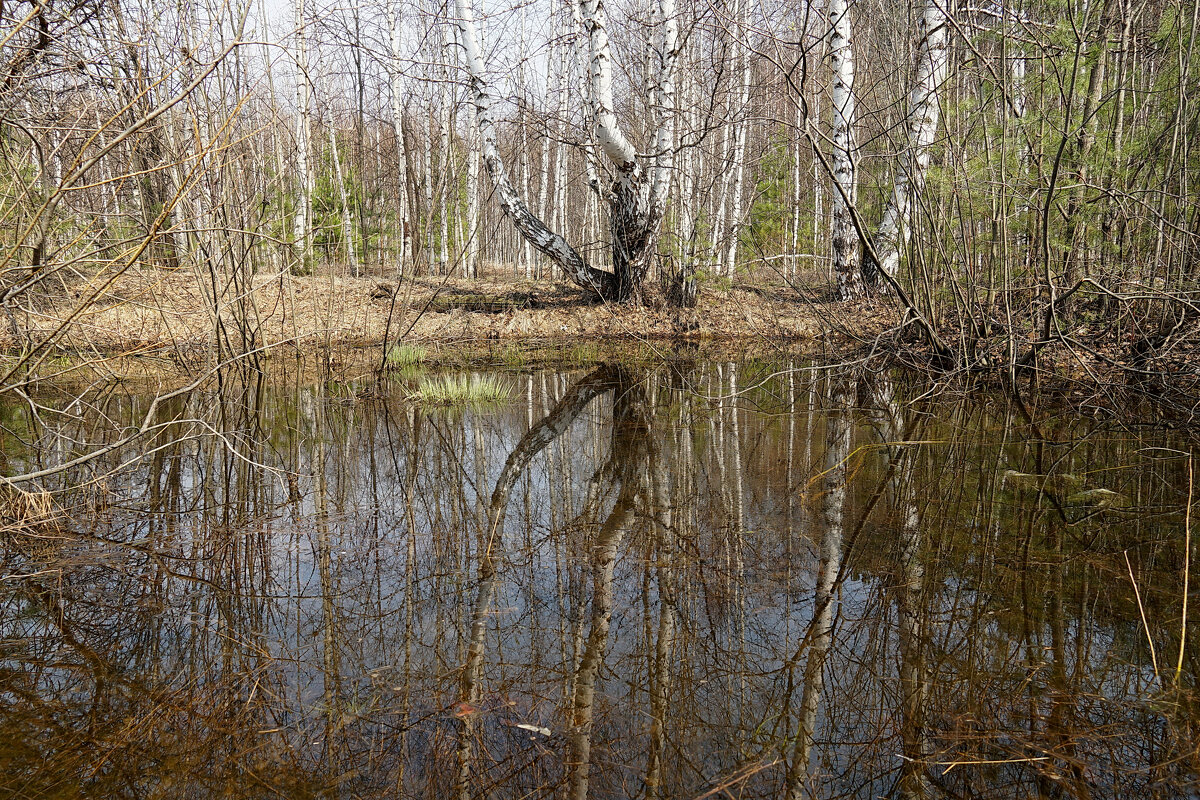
[1,360,1198,798]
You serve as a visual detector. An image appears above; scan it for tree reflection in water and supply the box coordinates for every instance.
[0,360,1197,798]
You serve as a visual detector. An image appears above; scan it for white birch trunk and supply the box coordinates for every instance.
[570,0,603,194]
[518,7,534,277]
[329,124,357,273]
[864,0,954,287]
[293,0,313,268]
[452,0,676,302]
[649,0,677,214]
[387,0,413,277]
[552,46,571,278]
[724,0,751,278]
[537,10,559,261]
[581,0,640,182]
[812,92,823,270]
[453,0,614,294]
[830,0,861,299]
[711,102,734,275]
[791,95,804,281]
[552,7,571,243]
[671,38,699,304]
[439,18,452,275]
[466,105,481,278]
[1010,45,1029,255]
[422,27,436,274]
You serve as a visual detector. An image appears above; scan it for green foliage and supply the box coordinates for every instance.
[743,134,791,261]
[312,136,360,259]
[386,344,428,369]
[498,344,526,368]
[569,342,601,366]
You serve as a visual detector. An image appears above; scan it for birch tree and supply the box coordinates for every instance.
[293,0,314,268]
[723,0,752,278]
[453,0,679,303]
[829,0,861,299]
[861,0,955,290]
[387,0,413,277]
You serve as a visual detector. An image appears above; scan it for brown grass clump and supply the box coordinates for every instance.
[0,487,59,538]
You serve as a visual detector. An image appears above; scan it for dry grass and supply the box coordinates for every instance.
[0,262,876,361]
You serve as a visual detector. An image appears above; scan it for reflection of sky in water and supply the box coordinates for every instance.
[1,364,1197,798]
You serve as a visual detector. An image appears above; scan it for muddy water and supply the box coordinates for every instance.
[1,361,1197,799]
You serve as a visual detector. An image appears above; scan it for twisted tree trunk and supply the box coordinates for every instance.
[453,0,678,304]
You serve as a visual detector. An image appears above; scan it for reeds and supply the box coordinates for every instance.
[385,344,429,369]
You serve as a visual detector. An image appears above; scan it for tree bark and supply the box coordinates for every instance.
[293,0,313,269]
[830,0,861,299]
[387,0,413,277]
[454,0,678,303]
[453,0,617,296]
[862,0,955,290]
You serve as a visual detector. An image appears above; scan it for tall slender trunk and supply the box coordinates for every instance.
[724,0,752,278]
[423,36,436,275]
[1065,0,1114,284]
[830,0,861,299]
[439,16,453,275]
[328,124,357,274]
[388,0,413,277]
[1010,37,1030,261]
[863,0,955,289]
[670,38,700,306]
[712,100,734,276]
[536,10,560,278]
[293,0,313,269]
[551,8,571,268]
[466,105,481,278]
[791,93,805,281]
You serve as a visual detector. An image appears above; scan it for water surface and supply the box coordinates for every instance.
[1,360,1197,798]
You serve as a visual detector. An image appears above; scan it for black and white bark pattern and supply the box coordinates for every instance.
[453,0,615,296]
[864,0,954,288]
[454,0,678,303]
[830,0,861,299]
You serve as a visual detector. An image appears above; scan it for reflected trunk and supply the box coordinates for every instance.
[784,374,852,798]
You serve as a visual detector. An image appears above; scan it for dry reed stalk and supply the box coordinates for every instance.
[1177,456,1192,685]
[1125,550,1160,681]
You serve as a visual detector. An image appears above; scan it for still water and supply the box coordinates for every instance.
[1,360,1197,798]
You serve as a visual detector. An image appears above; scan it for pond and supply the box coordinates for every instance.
[1,359,1197,798]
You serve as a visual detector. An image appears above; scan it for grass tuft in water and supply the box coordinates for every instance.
[386,343,429,369]
[569,342,601,366]
[499,344,526,368]
[410,374,513,407]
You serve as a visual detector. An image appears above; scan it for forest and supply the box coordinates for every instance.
[2,0,1200,797]
[1,0,1198,384]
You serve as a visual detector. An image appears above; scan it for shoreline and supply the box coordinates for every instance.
[1,265,861,357]
[4,265,1197,411]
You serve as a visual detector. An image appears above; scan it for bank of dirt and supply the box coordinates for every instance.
[1,264,883,358]
[10,265,1193,409]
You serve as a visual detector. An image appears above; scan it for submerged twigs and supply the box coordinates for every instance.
[1178,456,1192,685]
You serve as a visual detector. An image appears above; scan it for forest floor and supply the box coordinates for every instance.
[1,262,891,361]
[7,263,1197,410]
